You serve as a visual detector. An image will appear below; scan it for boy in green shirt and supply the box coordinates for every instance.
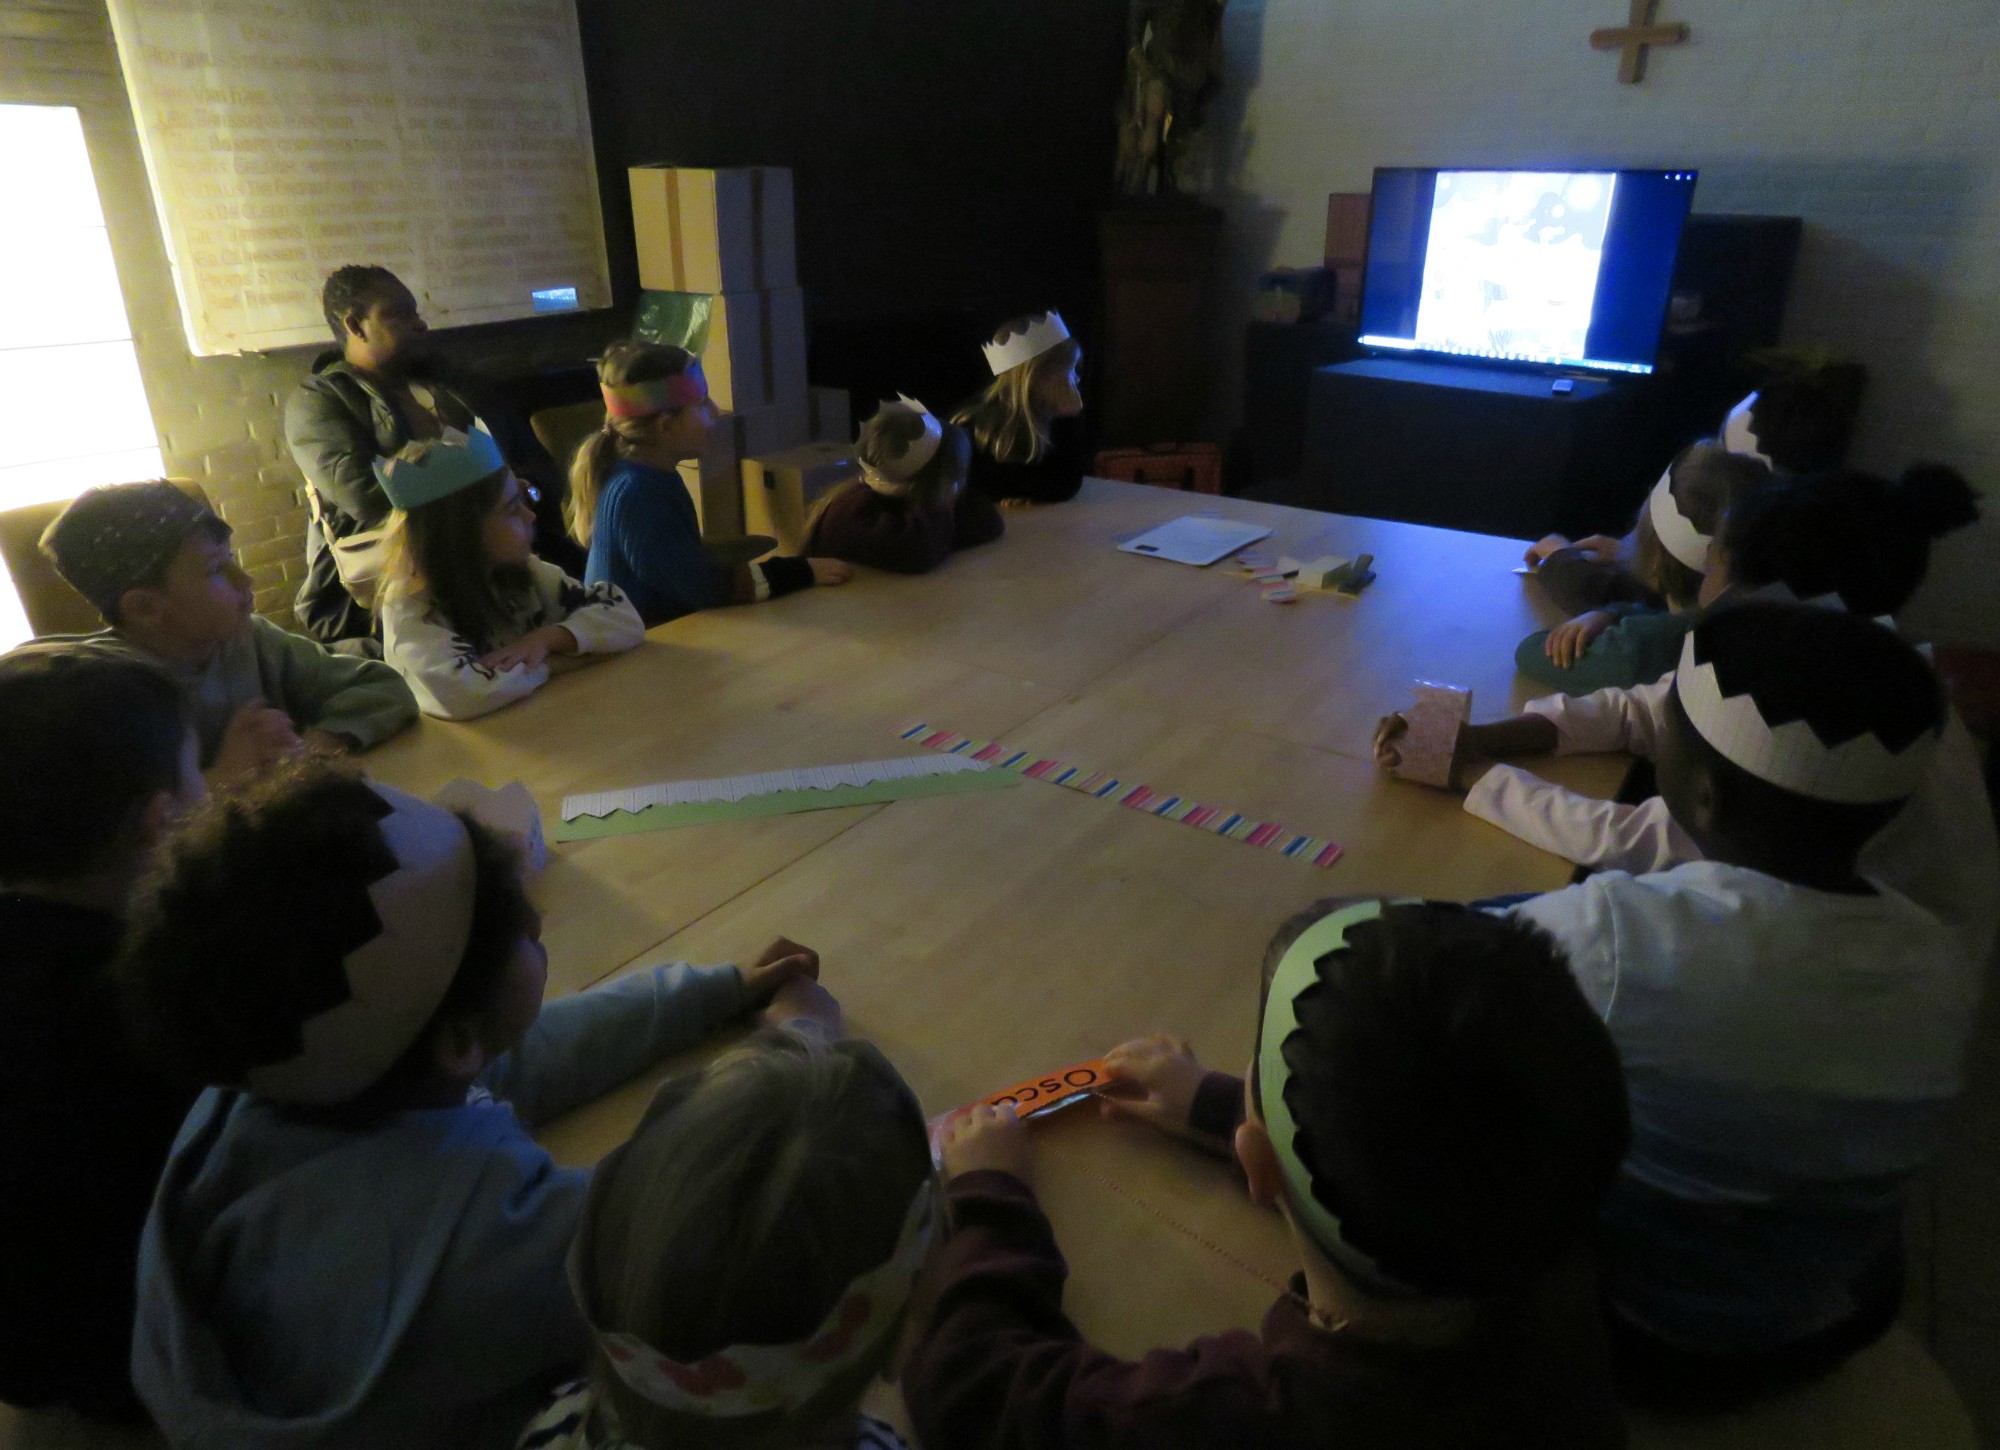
[40,481,417,785]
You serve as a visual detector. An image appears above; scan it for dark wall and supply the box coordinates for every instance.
[576,0,1129,366]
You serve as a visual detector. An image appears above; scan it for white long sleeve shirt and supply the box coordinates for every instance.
[381,556,645,720]
[1465,675,2000,965]
[1510,862,1976,1352]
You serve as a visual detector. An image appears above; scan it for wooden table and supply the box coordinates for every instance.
[364,479,1625,1358]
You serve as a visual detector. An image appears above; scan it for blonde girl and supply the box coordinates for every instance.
[569,341,848,625]
[951,311,1087,505]
[518,1026,935,1450]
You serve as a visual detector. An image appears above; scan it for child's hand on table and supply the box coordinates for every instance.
[939,1104,1032,1184]
[1097,1033,1210,1141]
[1571,534,1624,562]
[1370,714,1495,793]
[1523,534,1571,567]
[1544,610,1614,668]
[479,625,577,674]
[742,936,820,998]
[209,701,303,785]
[808,558,853,587]
[303,728,358,756]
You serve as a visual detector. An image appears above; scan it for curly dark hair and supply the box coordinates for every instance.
[117,760,533,1100]
[1255,898,1630,1299]
[320,264,408,344]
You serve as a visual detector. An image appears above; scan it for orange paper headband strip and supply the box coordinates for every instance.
[602,365,708,419]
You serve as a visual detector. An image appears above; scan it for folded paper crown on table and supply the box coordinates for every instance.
[1392,682,1472,789]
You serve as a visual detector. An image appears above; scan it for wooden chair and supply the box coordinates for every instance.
[1628,1323,1978,1450]
[0,480,215,639]
[528,400,605,479]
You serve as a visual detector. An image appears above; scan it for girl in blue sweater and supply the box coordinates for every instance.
[568,342,849,626]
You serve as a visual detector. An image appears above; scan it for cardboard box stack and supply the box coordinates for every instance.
[631,164,858,538]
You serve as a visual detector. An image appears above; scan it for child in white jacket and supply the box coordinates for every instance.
[377,426,643,719]
[1380,462,1995,966]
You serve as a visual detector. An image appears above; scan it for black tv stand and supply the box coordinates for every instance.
[1300,357,1649,539]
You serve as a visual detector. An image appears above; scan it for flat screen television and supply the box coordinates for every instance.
[1357,167,1698,376]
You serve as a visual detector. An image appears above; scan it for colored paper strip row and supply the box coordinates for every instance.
[898,723,1344,869]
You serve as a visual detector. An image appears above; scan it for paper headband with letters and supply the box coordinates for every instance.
[373,425,509,511]
[861,395,943,494]
[573,1176,936,1420]
[602,363,710,420]
[1674,630,1936,804]
[982,311,1071,376]
[245,783,476,1105]
[1258,899,1424,1298]
[1646,463,1713,574]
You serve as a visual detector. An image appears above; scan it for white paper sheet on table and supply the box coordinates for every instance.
[1118,514,1274,567]
[562,754,994,821]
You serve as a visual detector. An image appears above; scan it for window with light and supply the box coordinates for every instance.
[0,103,165,648]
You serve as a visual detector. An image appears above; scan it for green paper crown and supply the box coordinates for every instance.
[1258,897,1425,1296]
[374,425,508,511]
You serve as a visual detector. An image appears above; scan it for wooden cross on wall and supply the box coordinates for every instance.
[1591,0,1690,83]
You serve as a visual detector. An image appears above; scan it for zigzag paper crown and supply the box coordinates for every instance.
[861,395,943,493]
[1674,631,1936,804]
[373,425,508,511]
[1258,899,1425,1298]
[245,784,475,1104]
[1647,464,1712,573]
[982,311,1070,376]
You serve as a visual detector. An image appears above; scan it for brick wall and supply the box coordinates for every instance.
[2,1,622,626]
[1199,0,2000,643]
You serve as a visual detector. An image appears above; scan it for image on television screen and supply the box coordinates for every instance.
[1358,167,1697,375]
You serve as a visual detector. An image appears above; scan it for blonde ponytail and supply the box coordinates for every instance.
[566,425,626,547]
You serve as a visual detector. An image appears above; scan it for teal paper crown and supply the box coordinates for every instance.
[373,425,509,511]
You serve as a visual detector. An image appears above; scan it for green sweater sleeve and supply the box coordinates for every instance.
[1514,611,1695,695]
[250,616,418,748]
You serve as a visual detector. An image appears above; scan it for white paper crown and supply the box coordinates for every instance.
[1723,391,1771,465]
[1646,463,1713,574]
[245,783,477,1105]
[861,395,944,494]
[982,311,1070,376]
[1259,899,1425,1298]
[1674,632,1936,804]
[578,1180,937,1419]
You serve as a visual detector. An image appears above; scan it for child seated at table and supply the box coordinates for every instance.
[286,265,581,645]
[1493,603,1978,1410]
[1403,463,1995,966]
[1515,440,1770,694]
[519,1009,928,1450]
[952,312,1089,506]
[903,898,1632,1450]
[0,648,204,1422]
[569,340,850,624]
[39,480,417,783]
[1523,362,1862,612]
[803,396,1003,573]
[376,426,645,719]
[118,761,826,1450]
